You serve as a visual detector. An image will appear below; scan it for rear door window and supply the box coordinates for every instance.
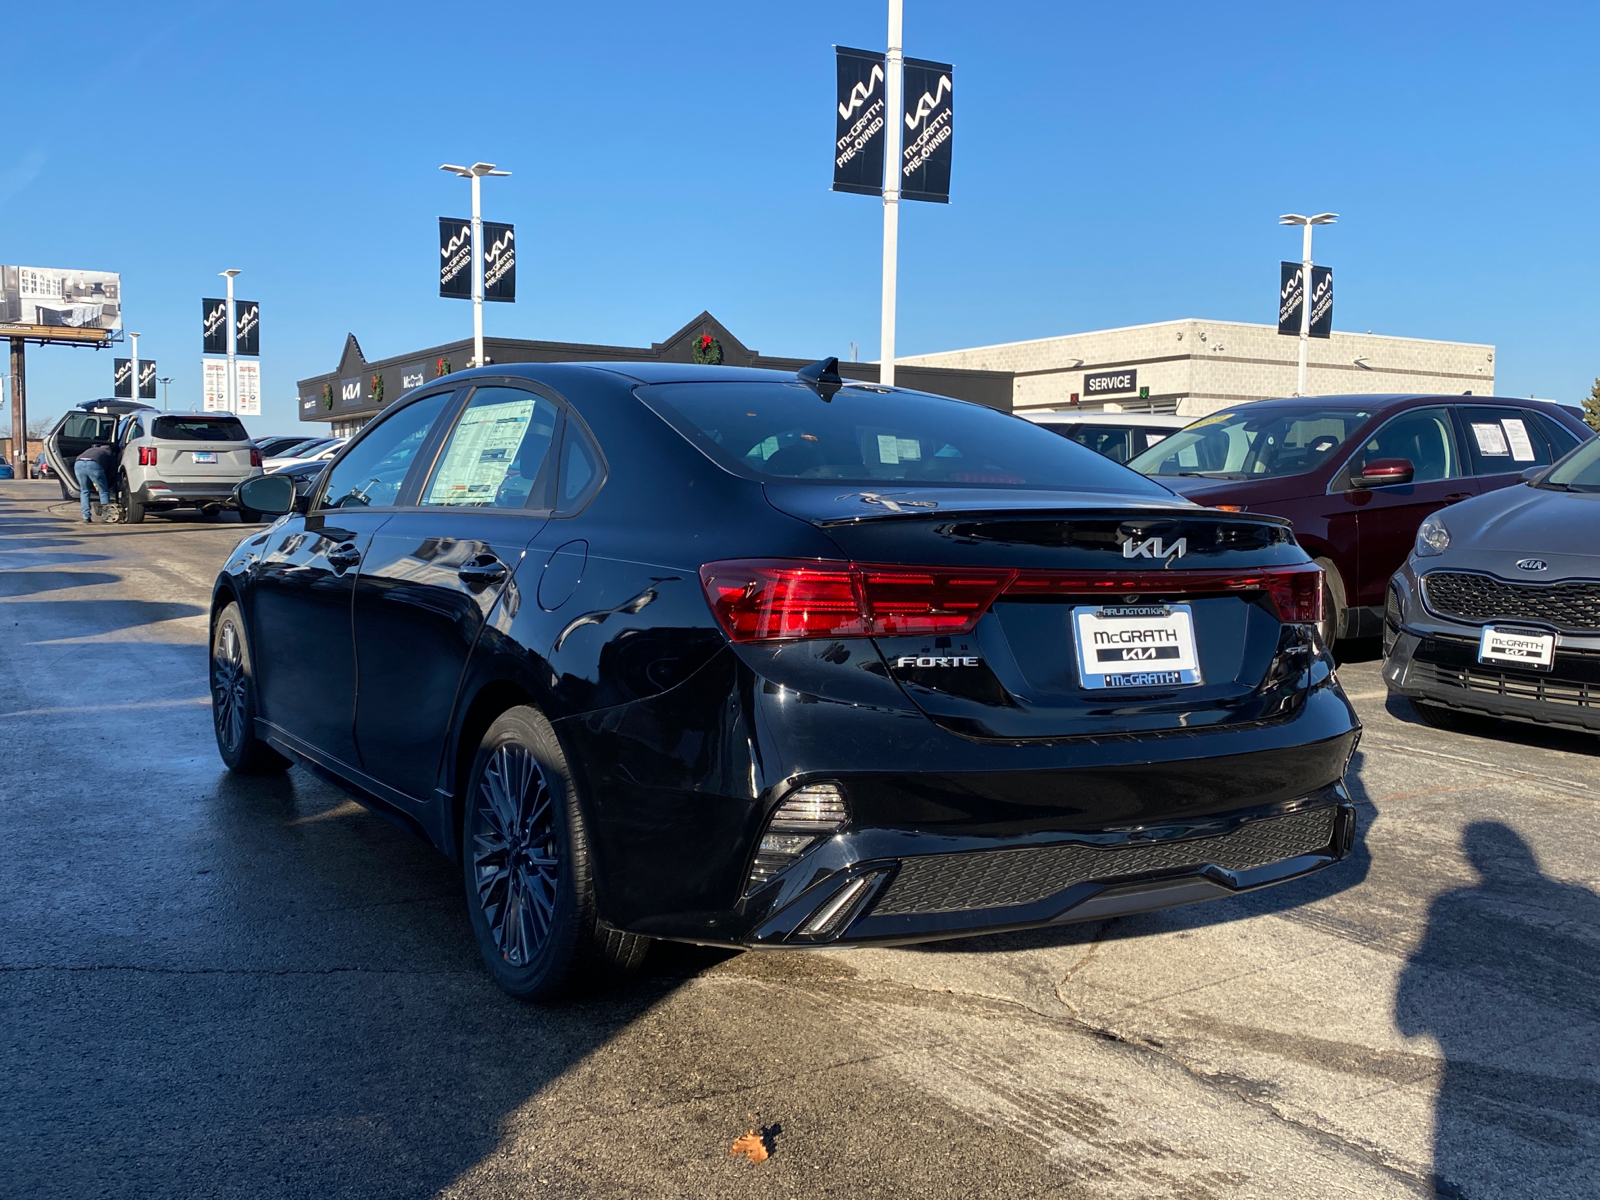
[556,416,605,512]
[1458,407,1553,475]
[60,412,117,441]
[152,416,250,442]
[421,386,560,509]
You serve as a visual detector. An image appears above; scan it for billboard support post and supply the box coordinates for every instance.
[221,270,241,414]
[880,0,903,388]
[8,338,23,478]
[439,162,510,369]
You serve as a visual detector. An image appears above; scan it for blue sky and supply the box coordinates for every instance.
[4,0,1598,432]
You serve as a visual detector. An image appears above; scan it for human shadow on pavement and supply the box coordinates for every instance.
[0,570,120,597]
[1395,823,1600,1197]
[9,597,206,639]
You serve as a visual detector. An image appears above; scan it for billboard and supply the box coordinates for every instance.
[235,301,260,355]
[0,266,122,340]
[440,218,472,298]
[483,222,515,302]
[202,298,228,354]
[900,57,954,203]
[834,47,887,196]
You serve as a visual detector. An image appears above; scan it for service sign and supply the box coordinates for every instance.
[833,46,887,196]
[114,358,134,398]
[138,360,157,400]
[0,266,122,340]
[440,218,472,299]
[235,301,260,356]
[1278,262,1303,335]
[900,57,953,203]
[1084,368,1137,397]
[1308,265,1332,339]
[202,298,229,354]
[483,221,515,303]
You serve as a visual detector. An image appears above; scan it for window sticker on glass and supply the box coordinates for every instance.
[876,434,921,464]
[1144,433,1167,447]
[1501,418,1536,462]
[427,392,538,506]
[1471,423,1509,456]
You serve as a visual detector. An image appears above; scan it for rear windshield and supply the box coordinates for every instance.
[152,416,250,442]
[639,382,1172,495]
[1129,406,1374,481]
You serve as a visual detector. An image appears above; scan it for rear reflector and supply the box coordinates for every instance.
[703,559,1323,641]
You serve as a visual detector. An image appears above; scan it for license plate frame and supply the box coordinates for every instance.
[1073,603,1204,690]
[1478,625,1555,672]
[192,451,218,464]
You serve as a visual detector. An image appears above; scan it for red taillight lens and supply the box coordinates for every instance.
[1003,564,1323,624]
[138,446,157,466]
[1259,564,1324,624]
[250,448,263,467]
[699,560,1018,642]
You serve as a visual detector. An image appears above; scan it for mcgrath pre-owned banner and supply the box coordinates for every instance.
[235,301,260,356]
[138,360,157,400]
[1277,262,1304,335]
[483,221,515,302]
[833,46,887,196]
[440,218,472,298]
[114,358,133,398]
[202,298,228,354]
[900,57,953,203]
[0,266,122,340]
[1308,265,1332,339]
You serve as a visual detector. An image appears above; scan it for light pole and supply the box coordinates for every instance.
[129,332,141,405]
[220,269,241,414]
[157,377,172,411]
[1279,213,1336,396]
[880,0,903,387]
[439,161,511,369]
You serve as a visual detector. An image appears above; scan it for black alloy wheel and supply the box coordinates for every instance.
[462,707,647,1000]
[210,601,290,774]
[121,485,145,524]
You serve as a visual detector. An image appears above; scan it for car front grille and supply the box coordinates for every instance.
[1409,660,1600,709]
[872,806,1337,917]
[1421,572,1600,633]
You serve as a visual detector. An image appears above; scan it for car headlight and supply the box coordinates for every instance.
[1415,513,1450,557]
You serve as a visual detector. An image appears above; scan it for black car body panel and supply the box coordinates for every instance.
[214,362,1361,949]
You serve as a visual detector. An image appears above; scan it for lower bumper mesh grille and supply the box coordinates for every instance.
[1410,661,1600,709]
[874,806,1337,916]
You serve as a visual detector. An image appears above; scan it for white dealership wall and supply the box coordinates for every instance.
[898,319,1496,418]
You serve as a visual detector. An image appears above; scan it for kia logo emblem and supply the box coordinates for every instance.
[1515,558,1548,572]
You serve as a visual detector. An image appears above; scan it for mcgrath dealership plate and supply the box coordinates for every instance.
[192,451,218,464]
[1478,625,1554,671]
[1073,604,1202,690]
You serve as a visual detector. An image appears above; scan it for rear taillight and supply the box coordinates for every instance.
[250,448,262,467]
[138,447,157,466]
[702,559,1324,642]
[700,560,1014,642]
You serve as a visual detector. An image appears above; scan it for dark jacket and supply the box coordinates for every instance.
[77,443,115,471]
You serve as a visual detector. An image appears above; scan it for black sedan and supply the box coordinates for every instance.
[1384,432,1600,734]
[217,360,1360,999]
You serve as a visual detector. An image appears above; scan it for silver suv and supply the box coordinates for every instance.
[49,406,263,522]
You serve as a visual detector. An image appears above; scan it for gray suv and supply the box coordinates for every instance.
[47,407,263,522]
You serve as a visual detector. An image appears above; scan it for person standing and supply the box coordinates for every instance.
[74,439,116,523]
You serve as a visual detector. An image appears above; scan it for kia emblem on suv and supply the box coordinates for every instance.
[1515,558,1548,572]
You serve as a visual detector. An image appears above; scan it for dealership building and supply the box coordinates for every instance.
[296,312,1011,434]
[898,319,1497,418]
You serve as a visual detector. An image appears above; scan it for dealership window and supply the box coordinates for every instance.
[423,387,560,508]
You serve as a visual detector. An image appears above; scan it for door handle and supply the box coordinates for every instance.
[458,555,509,587]
[326,543,362,569]
[1443,492,1473,504]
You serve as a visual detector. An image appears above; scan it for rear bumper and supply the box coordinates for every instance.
[137,481,251,505]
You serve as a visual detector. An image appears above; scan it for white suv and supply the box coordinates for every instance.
[110,411,263,522]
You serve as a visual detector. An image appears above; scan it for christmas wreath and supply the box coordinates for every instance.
[371,373,385,404]
[692,333,722,365]
[321,382,334,410]
[435,356,452,378]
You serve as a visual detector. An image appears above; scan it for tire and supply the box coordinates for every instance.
[1412,699,1477,732]
[59,479,72,500]
[210,601,291,774]
[122,486,145,524]
[1314,557,1345,650]
[461,706,648,1000]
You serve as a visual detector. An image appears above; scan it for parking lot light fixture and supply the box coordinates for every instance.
[220,270,242,414]
[439,162,512,370]
[1279,213,1337,396]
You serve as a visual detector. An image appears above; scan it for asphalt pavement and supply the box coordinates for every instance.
[2,478,1597,1199]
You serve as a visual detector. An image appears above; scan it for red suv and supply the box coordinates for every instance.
[1127,394,1593,644]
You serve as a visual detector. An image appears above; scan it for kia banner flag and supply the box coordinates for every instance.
[203,298,229,354]
[440,218,472,299]
[1277,262,1304,336]
[483,221,515,303]
[834,46,887,196]
[114,358,133,398]
[1308,265,1333,339]
[138,360,157,400]
[900,57,953,203]
[235,301,260,356]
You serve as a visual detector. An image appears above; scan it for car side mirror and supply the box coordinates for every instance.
[238,473,298,516]
[1351,457,1414,489]
[1519,465,1547,484]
